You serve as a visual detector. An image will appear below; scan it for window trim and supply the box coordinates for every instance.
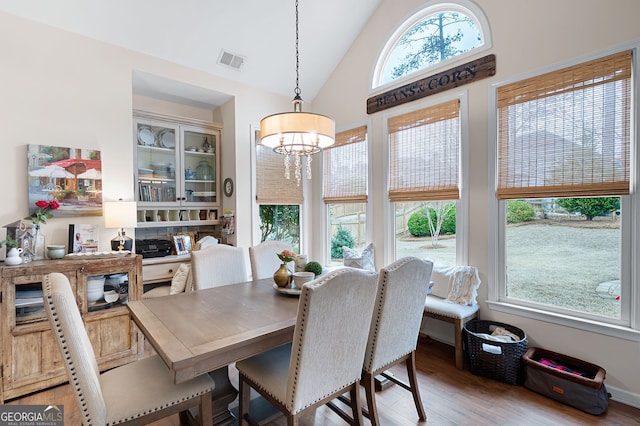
[383,91,469,267]
[371,0,492,93]
[488,41,640,341]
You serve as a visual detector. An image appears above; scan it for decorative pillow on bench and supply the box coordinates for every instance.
[343,243,375,271]
[430,263,481,306]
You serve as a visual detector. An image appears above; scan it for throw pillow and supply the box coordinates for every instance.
[444,265,481,306]
[169,263,192,295]
[343,243,375,271]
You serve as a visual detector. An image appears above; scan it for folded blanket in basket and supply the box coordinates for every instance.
[538,357,590,377]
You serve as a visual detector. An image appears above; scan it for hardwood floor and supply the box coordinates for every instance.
[8,338,639,425]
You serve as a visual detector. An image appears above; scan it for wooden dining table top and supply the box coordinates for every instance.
[126,278,300,384]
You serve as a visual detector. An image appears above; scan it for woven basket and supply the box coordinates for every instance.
[464,320,527,385]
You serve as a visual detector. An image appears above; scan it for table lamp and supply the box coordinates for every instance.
[104,200,137,251]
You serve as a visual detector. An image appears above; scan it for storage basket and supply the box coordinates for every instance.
[464,320,527,385]
[523,347,609,415]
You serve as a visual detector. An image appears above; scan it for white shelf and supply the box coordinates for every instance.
[137,219,219,228]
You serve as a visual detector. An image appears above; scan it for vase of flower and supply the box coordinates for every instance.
[273,249,297,288]
[273,263,292,288]
[24,200,59,261]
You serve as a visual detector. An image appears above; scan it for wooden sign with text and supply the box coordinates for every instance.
[367,54,496,114]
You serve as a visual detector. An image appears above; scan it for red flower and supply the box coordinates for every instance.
[25,200,60,225]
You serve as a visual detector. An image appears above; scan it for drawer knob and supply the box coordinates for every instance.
[168,269,173,274]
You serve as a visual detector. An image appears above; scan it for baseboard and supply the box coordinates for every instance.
[607,385,640,410]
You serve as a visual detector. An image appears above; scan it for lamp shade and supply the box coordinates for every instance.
[260,111,335,152]
[104,201,137,229]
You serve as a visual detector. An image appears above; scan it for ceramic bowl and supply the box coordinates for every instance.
[293,271,315,288]
[103,290,119,303]
[47,245,66,259]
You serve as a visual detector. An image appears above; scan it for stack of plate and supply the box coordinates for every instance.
[87,275,105,303]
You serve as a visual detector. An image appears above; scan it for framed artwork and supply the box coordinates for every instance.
[197,230,218,243]
[68,224,100,254]
[173,235,189,255]
[28,144,103,217]
[173,232,196,254]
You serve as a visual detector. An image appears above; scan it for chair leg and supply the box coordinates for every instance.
[406,351,427,421]
[200,392,214,426]
[362,372,380,426]
[454,319,464,370]
[350,382,364,426]
[238,376,250,426]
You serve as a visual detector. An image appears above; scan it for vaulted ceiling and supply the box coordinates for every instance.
[0,0,382,106]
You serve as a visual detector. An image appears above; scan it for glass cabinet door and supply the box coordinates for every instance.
[182,127,218,205]
[135,120,180,205]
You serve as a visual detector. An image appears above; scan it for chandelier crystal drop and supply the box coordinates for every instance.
[259,0,335,186]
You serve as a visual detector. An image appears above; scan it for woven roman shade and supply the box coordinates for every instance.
[496,50,632,199]
[256,144,303,205]
[323,125,368,203]
[388,99,460,202]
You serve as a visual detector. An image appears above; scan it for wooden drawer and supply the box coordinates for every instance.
[142,258,189,284]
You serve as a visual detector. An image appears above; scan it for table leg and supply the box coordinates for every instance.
[210,366,239,425]
[183,366,238,426]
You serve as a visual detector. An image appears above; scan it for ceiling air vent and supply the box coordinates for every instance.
[217,49,246,71]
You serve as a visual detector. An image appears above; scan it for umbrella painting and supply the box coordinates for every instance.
[27,144,103,217]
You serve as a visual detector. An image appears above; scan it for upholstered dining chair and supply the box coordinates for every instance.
[330,257,433,425]
[236,268,379,426]
[191,244,249,290]
[43,272,214,426]
[248,240,294,280]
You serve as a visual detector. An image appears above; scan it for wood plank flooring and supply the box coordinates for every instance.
[8,338,640,425]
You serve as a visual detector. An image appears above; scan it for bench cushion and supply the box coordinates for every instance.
[424,295,479,319]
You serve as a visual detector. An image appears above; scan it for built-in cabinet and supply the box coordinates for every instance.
[0,255,143,402]
[134,110,222,228]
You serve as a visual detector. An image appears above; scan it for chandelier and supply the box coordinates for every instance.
[259,0,335,186]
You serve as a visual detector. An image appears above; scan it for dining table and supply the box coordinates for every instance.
[126,277,301,425]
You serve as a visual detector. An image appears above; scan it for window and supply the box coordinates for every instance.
[387,98,465,265]
[373,0,490,89]
[255,144,302,252]
[323,126,369,265]
[491,49,634,331]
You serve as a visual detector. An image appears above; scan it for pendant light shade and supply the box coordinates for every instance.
[259,0,335,185]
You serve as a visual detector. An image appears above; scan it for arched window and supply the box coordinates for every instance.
[373,0,491,89]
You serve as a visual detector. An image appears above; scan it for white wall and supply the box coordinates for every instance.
[312,0,640,407]
[0,11,293,258]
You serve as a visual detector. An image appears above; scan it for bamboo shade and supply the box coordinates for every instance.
[323,125,368,203]
[496,50,632,199]
[388,99,460,202]
[256,144,303,205]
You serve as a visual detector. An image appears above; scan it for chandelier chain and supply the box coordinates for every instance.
[294,0,300,96]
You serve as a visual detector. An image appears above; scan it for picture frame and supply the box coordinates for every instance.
[208,209,218,221]
[176,232,195,252]
[173,235,189,255]
[68,224,100,254]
